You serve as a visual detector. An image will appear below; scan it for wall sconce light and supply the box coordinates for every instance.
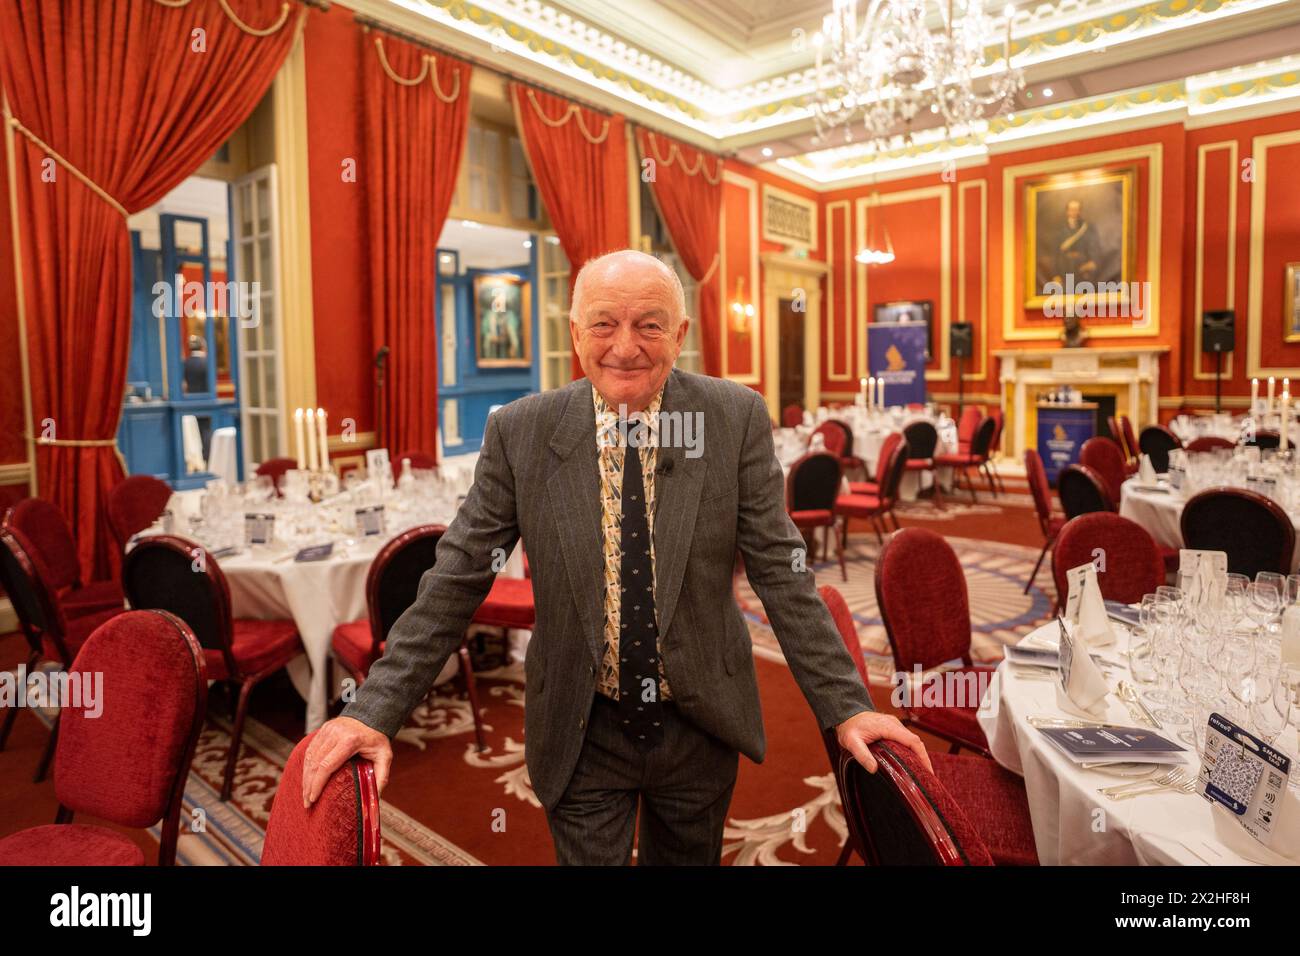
[855,191,896,265]
[730,276,755,336]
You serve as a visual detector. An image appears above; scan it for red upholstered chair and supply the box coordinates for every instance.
[835,437,910,573]
[0,527,123,781]
[985,409,1008,493]
[1249,430,1294,451]
[1024,449,1065,595]
[1078,436,1129,507]
[122,535,303,801]
[262,730,380,866]
[786,452,843,569]
[833,740,1037,865]
[1052,513,1165,607]
[1137,424,1182,473]
[1057,464,1115,519]
[781,404,803,428]
[823,419,868,480]
[874,527,993,757]
[1186,435,1236,453]
[901,420,945,509]
[811,420,847,457]
[848,431,902,499]
[1181,487,1296,578]
[106,475,173,549]
[956,406,982,453]
[935,416,997,502]
[817,585,870,865]
[0,610,207,866]
[396,449,438,471]
[1108,415,1127,458]
[254,457,298,496]
[1120,416,1141,465]
[4,497,123,619]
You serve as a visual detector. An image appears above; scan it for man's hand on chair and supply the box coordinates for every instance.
[835,711,932,774]
[302,716,393,807]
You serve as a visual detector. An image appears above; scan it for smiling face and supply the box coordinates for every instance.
[569,251,690,412]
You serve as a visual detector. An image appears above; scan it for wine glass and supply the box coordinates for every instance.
[1149,625,1188,727]
[1250,662,1292,744]
[1246,579,1282,635]
[1218,629,1259,726]
[1177,651,1222,745]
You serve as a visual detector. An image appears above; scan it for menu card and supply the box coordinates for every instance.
[1038,725,1186,765]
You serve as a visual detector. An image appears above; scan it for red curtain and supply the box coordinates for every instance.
[511,84,628,379]
[636,128,723,377]
[363,32,471,457]
[0,0,305,579]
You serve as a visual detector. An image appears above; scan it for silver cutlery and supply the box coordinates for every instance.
[1116,680,1163,730]
[1099,768,1194,799]
[1106,774,1199,801]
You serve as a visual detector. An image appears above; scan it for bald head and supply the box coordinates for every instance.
[571,250,687,329]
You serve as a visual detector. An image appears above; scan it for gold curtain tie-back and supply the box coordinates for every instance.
[151,0,293,37]
[4,111,128,217]
[642,131,722,184]
[525,89,609,145]
[372,36,462,103]
[700,252,720,285]
[30,435,118,448]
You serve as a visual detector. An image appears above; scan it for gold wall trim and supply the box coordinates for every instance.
[957,179,988,382]
[855,185,951,382]
[2,91,37,495]
[1246,127,1300,377]
[1000,143,1163,342]
[0,461,32,486]
[273,30,318,435]
[1193,140,1238,380]
[824,199,852,382]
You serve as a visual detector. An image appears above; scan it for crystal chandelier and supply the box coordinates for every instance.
[812,0,1024,150]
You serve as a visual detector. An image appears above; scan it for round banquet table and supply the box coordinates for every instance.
[1119,478,1300,572]
[978,619,1300,865]
[147,461,528,732]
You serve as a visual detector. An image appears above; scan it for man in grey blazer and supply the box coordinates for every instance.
[304,249,929,864]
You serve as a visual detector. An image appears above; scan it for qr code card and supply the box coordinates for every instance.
[1199,713,1292,847]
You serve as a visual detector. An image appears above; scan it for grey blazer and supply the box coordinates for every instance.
[342,368,873,810]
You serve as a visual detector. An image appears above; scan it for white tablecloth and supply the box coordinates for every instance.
[1119,478,1300,571]
[978,619,1299,865]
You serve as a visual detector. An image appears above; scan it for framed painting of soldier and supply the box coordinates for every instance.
[1023,165,1137,310]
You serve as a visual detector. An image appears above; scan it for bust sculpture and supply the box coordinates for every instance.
[1060,312,1088,348]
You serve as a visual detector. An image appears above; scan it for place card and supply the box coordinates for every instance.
[365,448,391,482]
[243,512,275,547]
[1199,713,1292,850]
[1055,617,1110,719]
[355,504,386,537]
[294,542,335,563]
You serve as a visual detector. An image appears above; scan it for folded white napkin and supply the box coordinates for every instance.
[1138,454,1157,483]
[1065,563,1116,649]
[1055,620,1110,718]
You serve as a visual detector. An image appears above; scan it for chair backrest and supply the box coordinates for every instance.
[1057,464,1115,519]
[1078,436,1128,505]
[968,416,997,460]
[1138,425,1182,472]
[396,450,437,471]
[107,475,174,548]
[1107,416,1127,457]
[874,527,973,671]
[818,585,868,687]
[1180,487,1296,578]
[367,525,446,649]
[1120,416,1140,463]
[1024,449,1055,533]
[254,457,298,495]
[824,419,855,458]
[902,420,939,460]
[121,535,237,679]
[1185,435,1236,453]
[835,740,993,866]
[1249,430,1293,451]
[786,452,842,513]
[0,526,71,663]
[781,404,803,428]
[6,497,81,591]
[1052,513,1165,606]
[261,730,381,866]
[957,406,982,447]
[811,421,847,457]
[988,409,1005,456]
[872,432,903,484]
[53,610,206,865]
[878,437,911,506]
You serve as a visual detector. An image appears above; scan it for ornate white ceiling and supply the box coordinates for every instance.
[347,0,1300,188]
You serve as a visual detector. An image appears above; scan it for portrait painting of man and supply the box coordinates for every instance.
[1024,166,1136,310]
[474,273,532,367]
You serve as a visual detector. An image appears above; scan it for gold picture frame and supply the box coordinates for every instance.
[473,273,532,368]
[1285,262,1300,343]
[1023,165,1137,310]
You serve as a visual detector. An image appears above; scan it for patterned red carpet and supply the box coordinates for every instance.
[0,478,1058,865]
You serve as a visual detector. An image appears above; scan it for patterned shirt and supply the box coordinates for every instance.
[593,386,672,701]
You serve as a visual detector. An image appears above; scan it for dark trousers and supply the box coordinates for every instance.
[545,694,740,865]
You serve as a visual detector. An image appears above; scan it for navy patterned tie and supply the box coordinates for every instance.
[618,433,664,751]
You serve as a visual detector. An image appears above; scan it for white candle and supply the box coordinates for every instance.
[305,407,319,471]
[294,408,307,470]
[316,408,329,472]
[1252,377,1260,413]
[877,377,886,409]
[860,376,868,405]
[866,377,874,410]
[1268,376,1276,414]
[1282,391,1290,453]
